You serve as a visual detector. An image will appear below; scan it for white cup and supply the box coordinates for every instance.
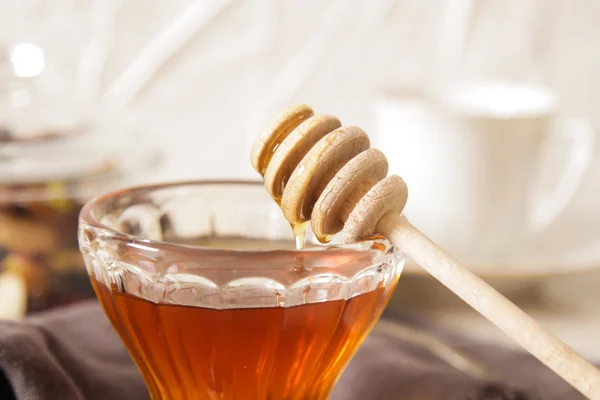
[374,81,595,265]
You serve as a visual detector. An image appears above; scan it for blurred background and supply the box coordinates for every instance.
[1,0,599,360]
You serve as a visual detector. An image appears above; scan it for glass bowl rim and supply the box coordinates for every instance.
[79,179,396,258]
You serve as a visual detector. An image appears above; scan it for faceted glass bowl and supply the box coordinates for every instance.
[78,181,404,399]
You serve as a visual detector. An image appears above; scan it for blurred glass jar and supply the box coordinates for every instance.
[0,119,158,314]
[0,0,161,315]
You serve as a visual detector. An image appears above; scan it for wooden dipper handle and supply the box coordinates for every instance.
[379,213,600,399]
[252,104,600,399]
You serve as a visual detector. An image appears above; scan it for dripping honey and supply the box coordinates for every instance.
[258,137,313,250]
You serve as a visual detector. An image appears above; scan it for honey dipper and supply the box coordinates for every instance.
[251,104,600,399]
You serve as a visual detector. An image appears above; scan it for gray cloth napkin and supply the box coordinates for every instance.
[0,301,590,400]
[0,302,146,400]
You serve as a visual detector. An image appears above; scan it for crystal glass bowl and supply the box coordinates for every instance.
[78,181,404,400]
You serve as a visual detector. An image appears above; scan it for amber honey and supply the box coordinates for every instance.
[92,276,395,400]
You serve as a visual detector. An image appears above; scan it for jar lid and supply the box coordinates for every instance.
[0,115,159,203]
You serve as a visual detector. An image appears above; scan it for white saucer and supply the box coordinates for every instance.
[402,249,600,279]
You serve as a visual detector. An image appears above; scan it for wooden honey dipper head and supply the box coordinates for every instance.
[250,104,408,243]
[250,104,600,399]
